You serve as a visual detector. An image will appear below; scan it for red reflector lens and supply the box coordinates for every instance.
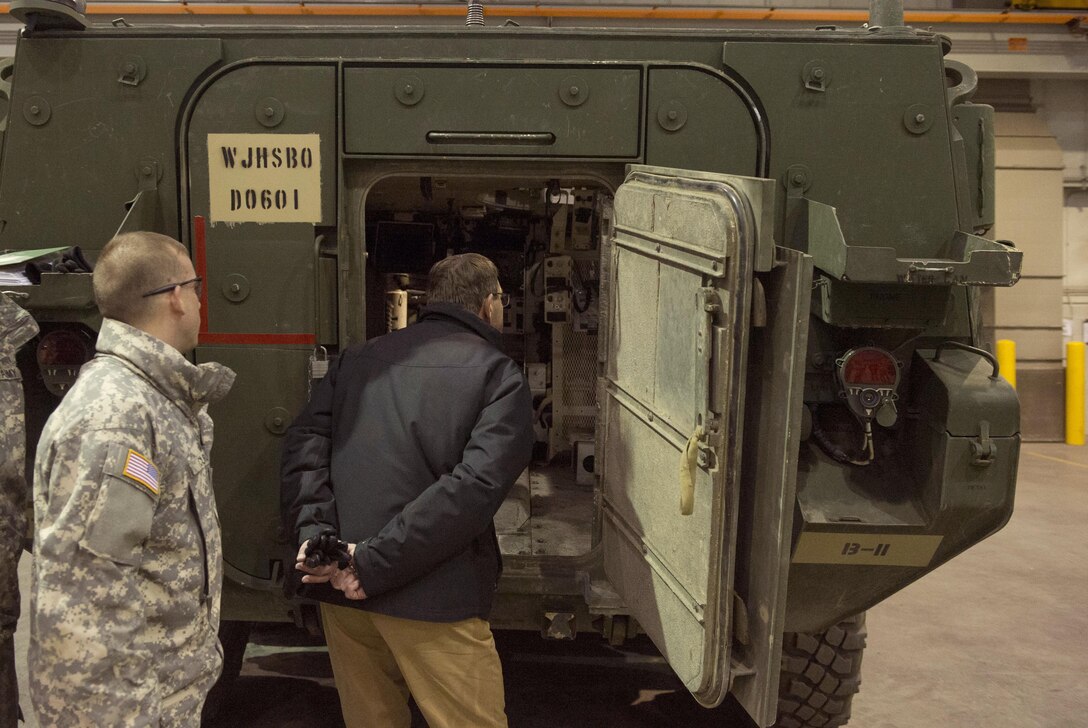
[842,348,897,386]
[37,330,92,367]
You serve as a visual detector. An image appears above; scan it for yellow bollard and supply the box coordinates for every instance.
[996,339,1016,390]
[1067,342,1085,446]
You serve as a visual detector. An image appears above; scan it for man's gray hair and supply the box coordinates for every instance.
[93,232,189,325]
[426,253,499,312]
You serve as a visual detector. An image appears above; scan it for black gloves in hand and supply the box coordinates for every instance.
[303,529,352,570]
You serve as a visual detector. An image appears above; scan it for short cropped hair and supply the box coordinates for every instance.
[93,232,189,325]
[427,253,499,312]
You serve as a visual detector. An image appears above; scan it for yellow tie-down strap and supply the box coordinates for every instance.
[679,426,705,516]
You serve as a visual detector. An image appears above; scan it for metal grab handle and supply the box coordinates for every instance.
[679,426,704,516]
[933,341,1000,380]
[425,131,556,146]
[908,264,954,274]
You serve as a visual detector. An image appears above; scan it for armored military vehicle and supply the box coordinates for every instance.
[2,0,1021,725]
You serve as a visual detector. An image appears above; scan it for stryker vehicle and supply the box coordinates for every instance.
[2,0,1022,725]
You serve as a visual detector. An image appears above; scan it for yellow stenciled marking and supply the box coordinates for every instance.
[122,449,160,496]
[1024,450,1088,470]
[792,533,943,567]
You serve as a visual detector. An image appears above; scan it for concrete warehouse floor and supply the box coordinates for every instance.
[13,442,1088,727]
[849,442,1088,728]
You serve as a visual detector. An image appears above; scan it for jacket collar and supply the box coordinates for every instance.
[418,302,503,348]
[95,319,235,412]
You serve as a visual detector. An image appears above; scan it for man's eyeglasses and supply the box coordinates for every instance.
[142,277,203,299]
[491,292,511,308]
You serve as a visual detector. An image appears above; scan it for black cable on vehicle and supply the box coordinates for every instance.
[810,405,873,466]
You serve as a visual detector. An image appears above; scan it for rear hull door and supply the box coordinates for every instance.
[599,165,761,707]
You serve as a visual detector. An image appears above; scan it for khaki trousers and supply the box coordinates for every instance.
[320,603,507,728]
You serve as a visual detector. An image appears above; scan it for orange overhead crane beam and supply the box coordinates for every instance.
[0,3,1081,24]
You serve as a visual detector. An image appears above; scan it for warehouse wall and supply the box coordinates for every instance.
[983,81,1088,441]
[1033,82,1088,357]
[990,112,1065,441]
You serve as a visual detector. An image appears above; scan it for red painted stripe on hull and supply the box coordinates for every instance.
[199,332,316,346]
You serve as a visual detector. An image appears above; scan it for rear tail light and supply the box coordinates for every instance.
[836,347,900,426]
[36,328,93,396]
[811,347,903,466]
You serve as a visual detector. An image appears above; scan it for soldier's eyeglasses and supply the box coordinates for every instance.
[142,277,203,299]
[491,292,511,308]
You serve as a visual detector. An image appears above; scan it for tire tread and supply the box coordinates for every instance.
[773,613,866,728]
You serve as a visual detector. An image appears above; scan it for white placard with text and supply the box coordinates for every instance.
[207,133,321,224]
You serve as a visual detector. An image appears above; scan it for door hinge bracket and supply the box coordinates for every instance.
[732,591,751,647]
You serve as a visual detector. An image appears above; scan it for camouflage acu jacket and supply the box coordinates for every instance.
[1,293,38,556]
[29,318,235,728]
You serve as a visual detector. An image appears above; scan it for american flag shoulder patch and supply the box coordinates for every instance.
[122,449,160,497]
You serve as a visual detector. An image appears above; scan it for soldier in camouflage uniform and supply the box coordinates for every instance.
[1,291,38,727]
[29,232,235,728]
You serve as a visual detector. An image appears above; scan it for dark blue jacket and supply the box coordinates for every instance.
[281,303,533,621]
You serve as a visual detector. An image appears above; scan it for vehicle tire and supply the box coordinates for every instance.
[200,620,253,725]
[774,612,866,728]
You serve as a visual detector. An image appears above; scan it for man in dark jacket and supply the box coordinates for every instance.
[281,252,533,728]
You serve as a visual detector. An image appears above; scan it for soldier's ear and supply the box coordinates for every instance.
[165,285,188,316]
